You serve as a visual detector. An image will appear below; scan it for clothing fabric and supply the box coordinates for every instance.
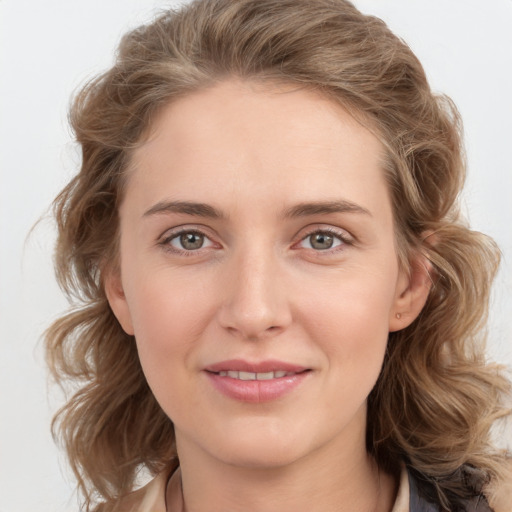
[408,471,438,512]
[408,469,493,512]
[121,465,411,511]
[120,465,492,511]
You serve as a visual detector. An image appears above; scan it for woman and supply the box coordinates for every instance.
[45,0,512,511]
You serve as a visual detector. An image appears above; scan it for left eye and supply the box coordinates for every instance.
[169,231,214,251]
[299,231,345,251]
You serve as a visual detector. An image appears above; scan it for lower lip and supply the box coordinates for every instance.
[205,371,310,403]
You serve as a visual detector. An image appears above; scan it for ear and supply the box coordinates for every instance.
[104,269,135,335]
[389,250,434,332]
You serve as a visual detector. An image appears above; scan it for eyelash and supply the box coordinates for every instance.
[294,227,353,253]
[159,228,217,256]
[158,226,353,256]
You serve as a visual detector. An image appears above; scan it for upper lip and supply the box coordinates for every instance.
[204,359,309,374]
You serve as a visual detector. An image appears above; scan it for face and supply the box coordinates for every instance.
[107,80,429,470]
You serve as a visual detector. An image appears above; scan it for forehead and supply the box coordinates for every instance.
[137,79,382,160]
[127,79,390,220]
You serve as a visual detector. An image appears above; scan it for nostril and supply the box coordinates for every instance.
[217,296,292,340]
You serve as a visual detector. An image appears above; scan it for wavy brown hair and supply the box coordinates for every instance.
[46,0,511,510]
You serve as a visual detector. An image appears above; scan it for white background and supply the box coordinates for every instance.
[1,1,511,511]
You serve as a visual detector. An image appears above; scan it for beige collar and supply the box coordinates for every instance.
[123,465,410,512]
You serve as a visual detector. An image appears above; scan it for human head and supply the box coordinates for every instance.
[47,0,505,508]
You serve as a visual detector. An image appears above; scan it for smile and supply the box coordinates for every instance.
[204,360,311,403]
[216,370,297,380]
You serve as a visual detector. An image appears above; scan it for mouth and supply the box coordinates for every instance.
[213,370,301,380]
[204,360,312,403]
[204,359,309,374]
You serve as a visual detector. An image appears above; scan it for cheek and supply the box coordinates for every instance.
[302,267,397,379]
[124,272,212,394]
[126,263,212,340]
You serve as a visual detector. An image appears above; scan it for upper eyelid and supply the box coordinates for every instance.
[295,224,354,242]
[159,224,217,241]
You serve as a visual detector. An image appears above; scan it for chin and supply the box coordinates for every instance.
[205,420,319,469]
[220,442,306,470]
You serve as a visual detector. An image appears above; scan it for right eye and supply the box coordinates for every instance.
[162,230,215,253]
[300,231,343,251]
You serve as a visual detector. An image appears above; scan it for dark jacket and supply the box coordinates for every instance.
[409,470,493,512]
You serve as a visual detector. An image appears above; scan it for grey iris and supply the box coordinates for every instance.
[310,233,334,250]
[180,232,204,250]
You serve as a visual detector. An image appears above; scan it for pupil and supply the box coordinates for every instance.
[180,232,203,250]
[311,233,333,250]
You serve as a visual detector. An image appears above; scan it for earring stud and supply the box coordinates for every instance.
[396,313,402,319]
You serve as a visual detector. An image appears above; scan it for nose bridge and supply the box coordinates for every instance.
[219,241,291,339]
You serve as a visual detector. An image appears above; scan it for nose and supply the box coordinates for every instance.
[217,248,292,341]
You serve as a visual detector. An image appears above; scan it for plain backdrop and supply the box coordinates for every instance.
[1,1,511,511]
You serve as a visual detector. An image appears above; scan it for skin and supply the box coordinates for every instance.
[106,80,432,512]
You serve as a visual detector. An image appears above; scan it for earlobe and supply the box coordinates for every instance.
[104,270,135,335]
[389,251,434,332]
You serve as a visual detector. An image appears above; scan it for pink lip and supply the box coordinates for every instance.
[204,359,308,374]
[204,359,311,403]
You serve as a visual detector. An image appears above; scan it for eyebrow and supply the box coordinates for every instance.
[283,200,371,218]
[143,200,225,219]
[142,199,371,220]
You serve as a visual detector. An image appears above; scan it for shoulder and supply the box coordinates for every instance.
[487,461,512,512]
[117,471,168,512]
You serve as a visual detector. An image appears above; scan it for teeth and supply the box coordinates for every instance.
[239,371,256,381]
[217,370,295,380]
[256,371,274,380]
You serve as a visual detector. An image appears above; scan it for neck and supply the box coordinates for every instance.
[168,425,397,512]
